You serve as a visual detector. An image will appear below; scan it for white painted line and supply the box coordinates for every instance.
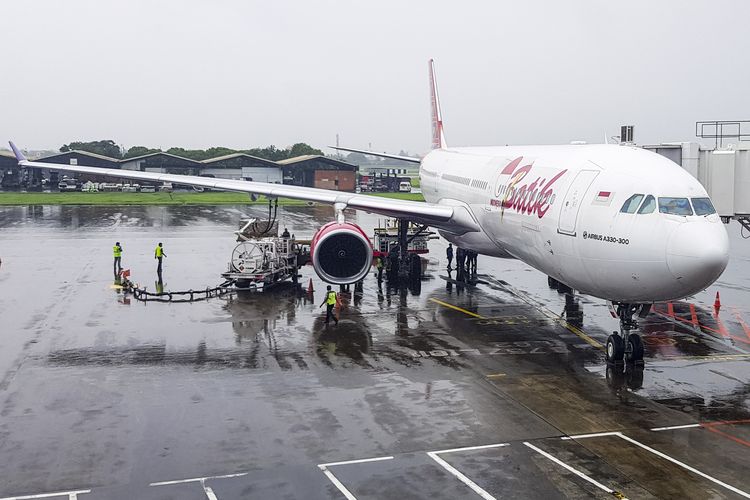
[202,483,219,500]
[318,468,358,500]
[616,433,750,498]
[318,455,394,468]
[560,431,622,440]
[523,442,628,499]
[0,491,91,500]
[150,472,247,486]
[316,456,394,500]
[429,443,510,455]
[650,423,701,432]
[427,451,497,500]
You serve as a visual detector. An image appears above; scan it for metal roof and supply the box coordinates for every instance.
[38,150,121,163]
[276,155,356,169]
[120,152,201,164]
[201,152,278,166]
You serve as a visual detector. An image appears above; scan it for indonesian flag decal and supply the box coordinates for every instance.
[596,191,611,202]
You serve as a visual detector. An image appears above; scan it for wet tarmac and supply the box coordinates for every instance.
[0,205,748,499]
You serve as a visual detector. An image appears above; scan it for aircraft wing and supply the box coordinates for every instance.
[9,143,479,235]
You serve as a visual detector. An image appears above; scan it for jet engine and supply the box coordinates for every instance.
[310,222,373,284]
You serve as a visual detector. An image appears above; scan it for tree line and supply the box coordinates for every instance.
[60,140,324,161]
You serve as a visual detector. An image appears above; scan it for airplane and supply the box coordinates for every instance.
[8,59,729,364]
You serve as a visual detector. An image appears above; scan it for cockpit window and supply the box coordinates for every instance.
[620,194,644,214]
[658,197,693,216]
[637,195,656,214]
[691,197,716,216]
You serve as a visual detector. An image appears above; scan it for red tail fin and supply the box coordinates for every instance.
[429,59,447,150]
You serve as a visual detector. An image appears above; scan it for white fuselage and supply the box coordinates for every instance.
[420,144,729,303]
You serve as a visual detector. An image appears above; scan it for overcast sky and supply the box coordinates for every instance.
[2,0,749,155]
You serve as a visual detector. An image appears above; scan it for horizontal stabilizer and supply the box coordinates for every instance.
[329,146,421,164]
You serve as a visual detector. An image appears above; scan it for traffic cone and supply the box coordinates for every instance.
[307,278,314,294]
[714,291,721,311]
[335,293,343,311]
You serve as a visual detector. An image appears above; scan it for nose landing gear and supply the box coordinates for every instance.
[605,302,650,364]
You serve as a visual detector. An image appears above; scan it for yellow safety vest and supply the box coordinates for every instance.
[326,291,336,305]
[155,246,163,257]
[113,245,122,257]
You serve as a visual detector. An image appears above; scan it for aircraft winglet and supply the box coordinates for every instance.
[8,141,27,162]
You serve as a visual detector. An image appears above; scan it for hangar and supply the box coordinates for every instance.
[200,153,282,182]
[33,150,121,184]
[120,152,201,175]
[0,151,20,188]
[278,155,358,191]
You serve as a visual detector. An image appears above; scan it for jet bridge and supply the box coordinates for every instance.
[642,120,750,235]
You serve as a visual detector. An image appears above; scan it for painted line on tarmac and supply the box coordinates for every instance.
[650,423,701,432]
[427,451,498,500]
[480,277,604,350]
[0,491,91,500]
[429,442,509,455]
[429,298,484,318]
[317,456,394,500]
[150,472,248,486]
[615,432,750,498]
[701,420,750,448]
[561,431,622,440]
[523,442,628,499]
[424,443,509,499]
[318,455,394,468]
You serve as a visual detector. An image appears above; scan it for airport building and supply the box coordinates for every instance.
[12,149,359,192]
[0,151,20,188]
[278,155,358,191]
[120,152,202,175]
[200,153,282,183]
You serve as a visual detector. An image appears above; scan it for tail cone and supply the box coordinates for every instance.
[714,291,721,311]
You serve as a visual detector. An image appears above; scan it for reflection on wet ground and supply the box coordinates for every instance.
[0,205,748,499]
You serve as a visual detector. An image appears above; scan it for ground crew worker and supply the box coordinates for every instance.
[446,243,453,270]
[154,242,166,274]
[319,285,339,325]
[281,227,290,238]
[456,247,466,276]
[113,242,123,275]
[375,256,384,281]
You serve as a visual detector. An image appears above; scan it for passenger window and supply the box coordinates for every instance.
[620,194,644,214]
[658,197,693,216]
[691,197,716,216]
[637,195,656,214]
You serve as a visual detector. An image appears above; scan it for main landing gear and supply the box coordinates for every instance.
[606,303,650,364]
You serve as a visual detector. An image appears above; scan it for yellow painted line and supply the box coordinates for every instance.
[429,298,485,319]
[660,354,750,362]
[554,318,604,350]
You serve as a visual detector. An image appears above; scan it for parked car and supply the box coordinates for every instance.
[140,185,156,193]
[398,181,412,193]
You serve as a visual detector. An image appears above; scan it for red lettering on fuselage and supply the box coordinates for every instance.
[496,157,567,219]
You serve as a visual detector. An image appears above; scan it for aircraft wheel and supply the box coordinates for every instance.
[606,332,624,363]
[625,334,644,363]
[548,276,558,289]
[409,253,422,281]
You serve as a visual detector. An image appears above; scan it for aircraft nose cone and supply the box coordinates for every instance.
[666,220,729,292]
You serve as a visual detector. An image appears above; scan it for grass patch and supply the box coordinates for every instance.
[0,190,425,206]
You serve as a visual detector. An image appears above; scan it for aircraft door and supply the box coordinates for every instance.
[557,170,598,236]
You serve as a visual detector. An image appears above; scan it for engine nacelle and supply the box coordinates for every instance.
[310,222,373,284]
